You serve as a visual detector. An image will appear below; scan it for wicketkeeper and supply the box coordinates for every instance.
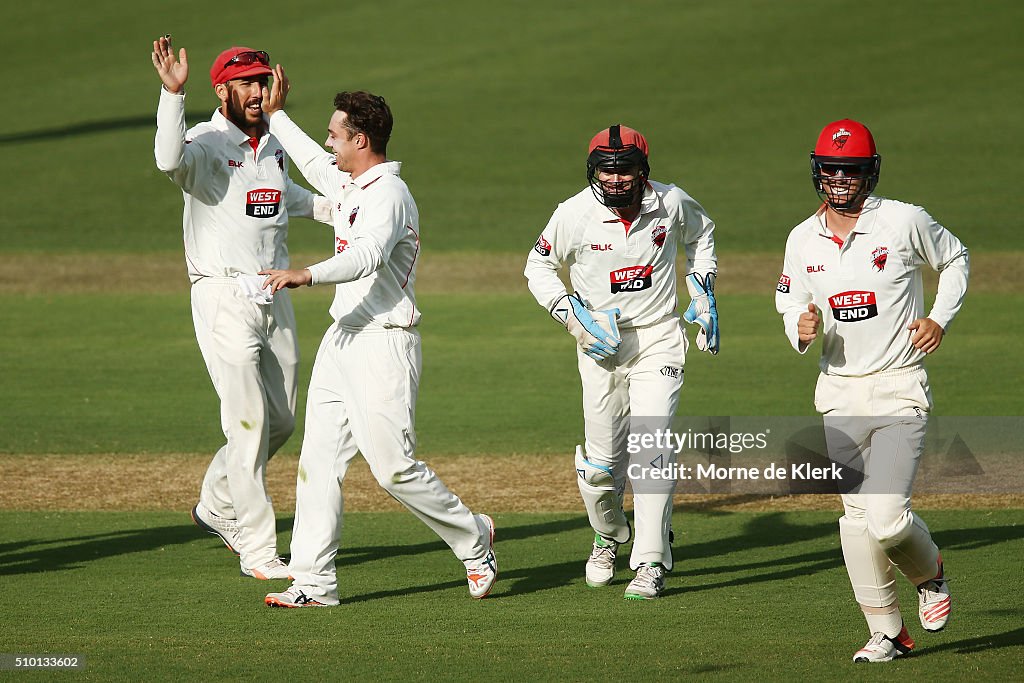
[525,125,718,599]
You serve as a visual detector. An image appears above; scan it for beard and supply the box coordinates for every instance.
[224,89,264,133]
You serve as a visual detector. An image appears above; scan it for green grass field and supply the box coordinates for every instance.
[2,0,1022,679]
[1,509,1021,680]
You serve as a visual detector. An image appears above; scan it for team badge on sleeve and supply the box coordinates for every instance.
[777,274,791,293]
[871,246,889,272]
[534,235,552,256]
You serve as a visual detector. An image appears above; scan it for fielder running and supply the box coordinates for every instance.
[152,37,331,580]
[525,125,719,599]
[257,67,497,607]
[775,119,968,662]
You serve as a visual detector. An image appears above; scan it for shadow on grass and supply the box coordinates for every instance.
[0,523,201,576]
[0,112,211,145]
[2,512,1020,609]
[911,626,1024,657]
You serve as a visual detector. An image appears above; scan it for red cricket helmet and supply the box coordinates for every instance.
[810,119,881,211]
[586,124,651,209]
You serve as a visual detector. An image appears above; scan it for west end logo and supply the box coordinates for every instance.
[610,265,654,293]
[829,290,878,322]
[245,189,281,217]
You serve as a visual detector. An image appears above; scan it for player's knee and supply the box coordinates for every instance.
[268,413,296,452]
[374,461,422,495]
[867,509,914,548]
[575,445,616,490]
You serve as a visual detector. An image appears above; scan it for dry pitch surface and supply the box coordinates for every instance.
[4,251,1019,513]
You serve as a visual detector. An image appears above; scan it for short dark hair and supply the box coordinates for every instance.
[334,91,393,155]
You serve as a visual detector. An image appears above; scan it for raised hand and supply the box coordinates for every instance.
[151,34,188,94]
[262,64,290,115]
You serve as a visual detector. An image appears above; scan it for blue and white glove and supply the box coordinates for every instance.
[551,293,622,361]
[683,272,719,355]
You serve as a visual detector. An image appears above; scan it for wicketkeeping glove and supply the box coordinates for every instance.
[683,272,720,355]
[551,293,622,361]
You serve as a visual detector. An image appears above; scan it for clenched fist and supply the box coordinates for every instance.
[798,303,821,345]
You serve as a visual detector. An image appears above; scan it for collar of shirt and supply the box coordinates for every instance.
[211,108,270,149]
[348,160,403,190]
[815,195,882,240]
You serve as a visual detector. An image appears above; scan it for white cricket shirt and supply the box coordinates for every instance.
[268,111,421,330]
[524,181,717,328]
[155,88,329,284]
[775,196,969,376]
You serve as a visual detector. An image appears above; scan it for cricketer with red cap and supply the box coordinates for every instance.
[775,119,969,662]
[151,35,332,581]
[525,125,719,599]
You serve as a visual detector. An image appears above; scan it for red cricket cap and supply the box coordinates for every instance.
[814,119,877,158]
[209,46,273,88]
[589,125,649,156]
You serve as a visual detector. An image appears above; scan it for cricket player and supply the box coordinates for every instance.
[152,37,331,580]
[257,67,497,607]
[776,119,967,662]
[524,125,719,599]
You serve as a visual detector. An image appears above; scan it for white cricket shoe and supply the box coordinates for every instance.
[191,502,240,555]
[624,563,665,600]
[265,585,332,608]
[585,534,618,587]
[464,514,498,599]
[242,556,291,580]
[853,626,915,663]
[918,557,951,632]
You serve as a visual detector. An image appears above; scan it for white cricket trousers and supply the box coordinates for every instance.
[816,366,941,608]
[288,324,490,604]
[577,315,687,570]
[191,278,298,569]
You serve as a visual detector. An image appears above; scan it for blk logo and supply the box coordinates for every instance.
[228,159,244,168]
[807,265,825,273]
[591,244,613,251]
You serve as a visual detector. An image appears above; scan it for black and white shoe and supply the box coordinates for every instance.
[853,626,915,663]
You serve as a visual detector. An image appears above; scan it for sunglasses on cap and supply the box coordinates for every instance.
[224,50,270,67]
